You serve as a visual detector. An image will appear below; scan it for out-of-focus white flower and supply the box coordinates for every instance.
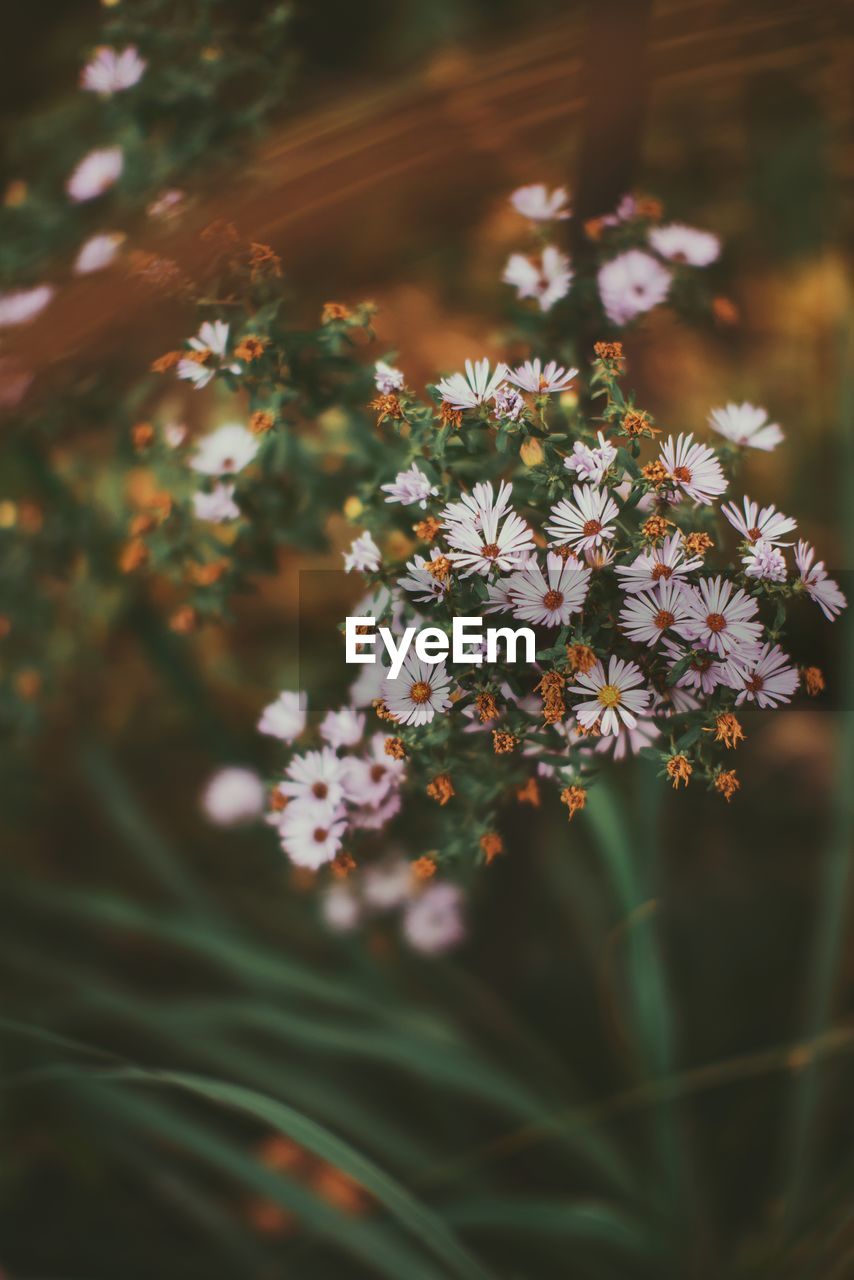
[362,857,414,911]
[593,713,660,762]
[616,533,704,594]
[177,320,241,389]
[66,147,123,202]
[443,480,535,577]
[258,691,306,743]
[0,284,55,329]
[320,706,365,751]
[380,463,438,509]
[322,882,361,931]
[724,643,799,709]
[794,540,847,621]
[708,402,783,451]
[81,45,147,95]
[508,553,590,627]
[619,581,693,647]
[164,423,188,449]
[679,577,763,659]
[437,358,508,412]
[190,423,259,476]
[147,188,185,220]
[742,539,787,582]
[193,482,240,523]
[374,360,405,394]
[348,734,406,807]
[403,882,466,955]
[278,799,346,869]
[73,232,125,275]
[508,359,578,395]
[509,183,570,221]
[503,246,573,312]
[201,766,265,826]
[721,496,796,545]
[491,383,526,421]
[343,531,381,574]
[659,433,727,505]
[545,484,620,553]
[598,250,671,325]
[570,656,651,736]
[383,654,452,727]
[648,223,720,266]
[280,747,351,808]
[564,431,617,484]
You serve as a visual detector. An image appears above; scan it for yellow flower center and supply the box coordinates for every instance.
[597,683,622,708]
[410,681,432,704]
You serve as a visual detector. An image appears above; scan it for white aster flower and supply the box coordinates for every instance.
[659,433,727,505]
[190,423,259,477]
[352,734,406,805]
[721,496,796,546]
[508,359,578,395]
[322,883,361,932]
[398,548,451,604]
[661,638,727,696]
[491,383,526,421]
[380,462,439,509]
[362,857,414,911]
[0,284,55,329]
[278,799,346,870]
[648,223,720,266]
[193,483,240,523]
[615,532,703,593]
[343,530,381,574]
[794,540,847,621]
[570,656,651,736]
[545,484,620,553]
[708,402,783,451]
[725,643,799,709]
[280,747,351,808]
[593,714,660,762]
[201,766,264,826]
[508,553,591,627]
[383,653,452,727]
[403,882,466,955]
[177,320,241,389]
[437,358,509,412]
[742,539,787,583]
[73,232,125,275]
[509,183,570,221]
[598,250,671,325]
[443,480,535,576]
[618,581,693,646]
[66,147,123,202]
[564,431,618,484]
[81,45,147,94]
[679,576,763,659]
[319,706,365,751]
[258,691,306,743]
[503,246,573,312]
[374,360,405,394]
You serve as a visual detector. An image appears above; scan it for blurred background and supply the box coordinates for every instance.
[1,2,853,1277]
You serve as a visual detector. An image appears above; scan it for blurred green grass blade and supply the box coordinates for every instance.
[445,1196,662,1263]
[81,1067,497,1280]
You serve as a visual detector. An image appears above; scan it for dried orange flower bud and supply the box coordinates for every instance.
[439,403,463,431]
[566,643,596,674]
[119,538,148,573]
[413,516,442,542]
[369,393,403,427]
[248,242,282,280]
[331,850,357,878]
[151,350,182,373]
[492,729,518,755]
[384,736,406,760]
[131,421,155,451]
[372,698,397,722]
[516,776,541,807]
[684,531,714,557]
[584,217,605,241]
[169,605,197,634]
[321,301,351,323]
[425,555,451,583]
[593,341,624,365]
[535,669,566,724]
[475,691,499,723]
[560,784,587,820]
[642,514,671,541]
[666,754,692,789]
[802,666,825,697]
[713,712,745,750]
[715,769,740,803]
[412,855,438,880]
[249,409,275,435]
[235,335,267,362]
[269,787,287,813]
[479,832,504,864]
[621,409,658,439]
[635,195,663,220]
[642,460,669,487]
[712,296,739,327]
[426,773,455,805]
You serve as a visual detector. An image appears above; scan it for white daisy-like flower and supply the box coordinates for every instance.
[508,553,591,627]
[403,882,466,955]
[545,484,620,553]
[164,423,187,449]
[278,799,347,870]
[73,232,125,275]
[343,530,381,574]
[201,766,264,826]
[66,147,123,202]
[708,402,783,451]
[660,638,727,696]
[319,706,365,751]
[721,496,796,546]
[351,733,407,806]
[383,653,453,727]
[570,656,651,736]
[437,358,508,412]
[398,548,451,604]
[280,747,351,808]
[380,462,438,509]
[443,480,535,576]
[81,45,147,95]
[724,643,799,709]
[190,423,259,476]
[615,532,703,594]
[258,691,305,743]
[794,540,847,621]
[564,431,618,484]
[362,857,414,911]
[0,284,55,329]
[598,250,671,325]
[374,360,405,394]
[177,320,241,389]
[618,581,693,646]
[593,714,660,762]
[509,184,570,221]
[648,223,720,266]
[742,539,787,582]
[584,544,616,570]
[508,359,578,395]
[193,482,240,523]
[491,384,526,421]
[322,882,361,931]
[659,433,727,505]
[679,576,763,658]
[503,246,573,312]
